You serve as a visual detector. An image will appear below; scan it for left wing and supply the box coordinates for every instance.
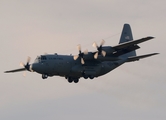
[4,68,26,73]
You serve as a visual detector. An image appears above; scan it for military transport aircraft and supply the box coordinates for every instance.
[5,24,159,83]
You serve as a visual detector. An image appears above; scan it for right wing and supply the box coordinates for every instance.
[113,36,154,50]
[4,68,26,73]
[112,36,154,57]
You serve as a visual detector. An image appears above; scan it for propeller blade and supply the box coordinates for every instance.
[27,56,31,64]
[81,58,85,64]
[84,49,88,55]
[92,42,98,48]
[23,72,26,77]
[20,62,25,67]
[94,52,98,59]
[73,55,79,60]
[74,44,87,64]
[93,40,106,58]
[102,50,106,57]
[5,56,33,73]
[77,44,81,51]
[100,39,105,46]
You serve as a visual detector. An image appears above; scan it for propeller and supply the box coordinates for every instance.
[92,39,106,59]
[20,57,33,72]
[73,45,88,64]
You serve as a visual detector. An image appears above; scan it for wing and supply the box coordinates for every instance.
[4,68,26,73]
[112,36,154,57]
[126,53,159,62]
[113,36,154,50]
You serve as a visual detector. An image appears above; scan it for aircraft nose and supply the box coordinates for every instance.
[31,63,40,72]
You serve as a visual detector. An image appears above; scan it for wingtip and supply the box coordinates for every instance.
[154,53,159,55]
[147,53,159,56]
[148,36,155,39]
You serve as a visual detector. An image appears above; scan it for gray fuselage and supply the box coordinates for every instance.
[32,54,126,79]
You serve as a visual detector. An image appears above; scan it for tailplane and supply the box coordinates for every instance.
[126,53,159,62]
[119,24,136,57]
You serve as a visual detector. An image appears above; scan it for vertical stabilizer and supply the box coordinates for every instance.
[119,24,136,57]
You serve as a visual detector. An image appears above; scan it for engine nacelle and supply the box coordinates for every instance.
[83,52,95,60]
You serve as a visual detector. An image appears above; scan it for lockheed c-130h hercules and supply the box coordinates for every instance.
[5,24,159,83]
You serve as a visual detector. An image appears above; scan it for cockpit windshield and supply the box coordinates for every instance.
[34,55,47,63]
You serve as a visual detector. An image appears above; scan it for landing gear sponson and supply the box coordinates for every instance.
[66,75,94,83]
[42,75,94,83]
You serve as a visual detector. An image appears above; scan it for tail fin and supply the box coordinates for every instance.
[119,24,136,57]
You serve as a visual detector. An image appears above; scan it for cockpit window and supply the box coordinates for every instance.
[34,56,47,63]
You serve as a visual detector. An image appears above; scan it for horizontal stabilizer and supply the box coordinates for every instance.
[126,53,159,62]
[4,68,26,73]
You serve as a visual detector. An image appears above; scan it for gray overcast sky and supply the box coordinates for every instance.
[0,0,166,120]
